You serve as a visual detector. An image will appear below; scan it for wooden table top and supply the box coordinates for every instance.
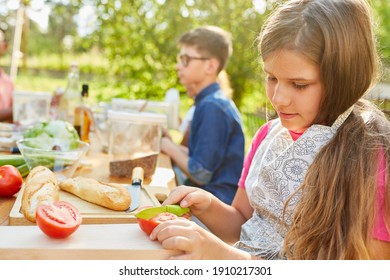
[0,134,176,226]
[0,133,178,259]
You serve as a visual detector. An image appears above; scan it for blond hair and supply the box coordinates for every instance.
[259,0,390,259]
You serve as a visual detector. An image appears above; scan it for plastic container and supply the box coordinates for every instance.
[91,102,110,152]
[13,91,52,127]
[107,110,167,179]
[111,98,179,130]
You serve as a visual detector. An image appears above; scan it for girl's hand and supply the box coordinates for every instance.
[163,186,213,216]
[150,218,232,260]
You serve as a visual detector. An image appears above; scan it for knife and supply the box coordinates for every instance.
[126,167,144,212]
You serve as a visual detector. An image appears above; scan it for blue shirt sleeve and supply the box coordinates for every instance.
[188,101,234,184]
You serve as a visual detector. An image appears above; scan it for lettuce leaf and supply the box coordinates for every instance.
[23,120,80,150]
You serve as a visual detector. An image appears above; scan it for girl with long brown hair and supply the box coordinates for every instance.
[150,0,390,259]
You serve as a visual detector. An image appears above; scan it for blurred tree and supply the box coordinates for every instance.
[92,0,274,108]
[0,0,80,70]
[371,0,390,66]
[1,0,389,107]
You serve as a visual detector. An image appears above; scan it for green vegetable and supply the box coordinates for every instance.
[0,155,29,177]
[17,163,30,177]
[0,155,26,167]
[22,120,80,150]
[135,205,190,220]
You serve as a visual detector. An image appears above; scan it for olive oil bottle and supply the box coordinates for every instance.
[74,84,92,143]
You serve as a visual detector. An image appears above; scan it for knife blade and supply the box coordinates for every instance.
[126,167,144,212]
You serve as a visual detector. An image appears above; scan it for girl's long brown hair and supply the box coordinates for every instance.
[259,0,390,259]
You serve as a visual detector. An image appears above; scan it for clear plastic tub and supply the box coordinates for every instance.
[13,91,52,127]
[111,98,179,130]
[107,110,167,179]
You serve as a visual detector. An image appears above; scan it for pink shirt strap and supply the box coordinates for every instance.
[372,149,390,242]
[238,122,271,189]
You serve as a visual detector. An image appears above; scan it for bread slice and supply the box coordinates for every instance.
[21,166,59,223]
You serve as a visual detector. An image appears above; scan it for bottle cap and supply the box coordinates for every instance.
[82,84,89,97]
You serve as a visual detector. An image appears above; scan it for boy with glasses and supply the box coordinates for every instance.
[161,26,245,205]
[0,27,13,122]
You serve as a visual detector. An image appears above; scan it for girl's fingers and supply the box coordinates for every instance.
[160,235,194,252]
[168,253,194,260]
[150,218,193,240]
[162,186,193,206]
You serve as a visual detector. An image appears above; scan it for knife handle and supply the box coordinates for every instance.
[132,167,144,184]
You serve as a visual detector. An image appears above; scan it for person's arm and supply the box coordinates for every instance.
[151,186,257,259]
[161,186,253,244]
[161,136,200,183]
[185,102,237,185]
[151,218,259,260]
[195,188,253,243]
[180,125,190,147]
[368,239,390,259]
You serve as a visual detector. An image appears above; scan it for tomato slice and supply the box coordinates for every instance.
[137,212,177,235]
[0,165,23,197]
[36,201,82,239]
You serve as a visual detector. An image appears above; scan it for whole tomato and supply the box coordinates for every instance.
[0,165,23,197]
[36,201,82,239]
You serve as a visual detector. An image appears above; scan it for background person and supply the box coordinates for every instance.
[151,0,390,260]
[161,26,245,205]
[179,70,233,147]
[0,27,13,122]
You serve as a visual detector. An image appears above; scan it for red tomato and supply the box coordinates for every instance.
[137,212,177,235]
[0,165,23,197]
[36,201,82,239]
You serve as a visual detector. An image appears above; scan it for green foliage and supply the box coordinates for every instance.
[1,0,389,109]
[92,0,270,107]
[371,0,390,71]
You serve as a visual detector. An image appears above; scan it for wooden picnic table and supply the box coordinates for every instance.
[0,133,179,259]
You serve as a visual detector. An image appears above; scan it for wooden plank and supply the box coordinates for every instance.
[0,197,16,226]
[2,131,175,226]
[0,223,178,260]
[9,184,170,226]
[8,143,174,225]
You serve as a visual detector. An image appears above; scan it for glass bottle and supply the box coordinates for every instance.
[74,84,92,143]
[57,63,82,124]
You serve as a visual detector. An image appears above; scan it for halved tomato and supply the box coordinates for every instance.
[36,201,82,239]
[136,205,190,235]
[137,212,177,235]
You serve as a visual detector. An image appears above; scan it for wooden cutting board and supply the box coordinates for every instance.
[9,184,171,226]
[0,223,178,260]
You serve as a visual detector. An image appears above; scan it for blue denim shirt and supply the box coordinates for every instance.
[187,83,245,205]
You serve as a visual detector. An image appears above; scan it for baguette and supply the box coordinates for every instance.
[59,176,131,211]
[21,166,60,223]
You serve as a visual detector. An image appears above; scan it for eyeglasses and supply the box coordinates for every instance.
[177,54,210,67]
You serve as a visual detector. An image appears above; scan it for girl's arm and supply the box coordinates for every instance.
[151,187,257,260]
[369,239,390,259]
[162,186,253,244]
[195,188,253,243]
[151,218,260,260]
